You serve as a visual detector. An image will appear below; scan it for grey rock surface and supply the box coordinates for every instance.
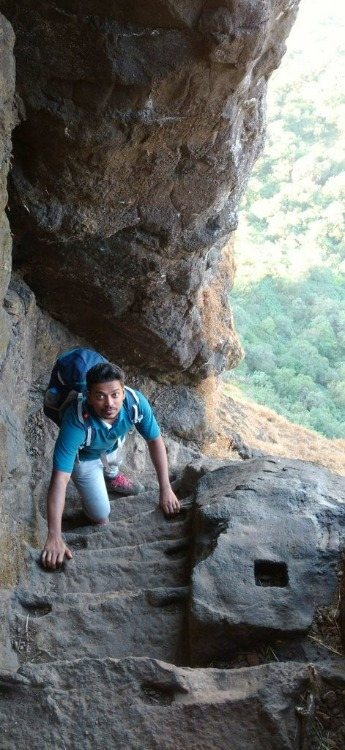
[0,657,310,750]
[1,5,345,748]
[0,279,37,596]
[0,12,14,307]
[2,394,344,750]
[0,0,300,381]
[0,11,15,365]
[189,457,345,664]
[12,490,192,666]
[0,298,344,748]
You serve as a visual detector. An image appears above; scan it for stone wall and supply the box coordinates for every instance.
[0,13,33,596]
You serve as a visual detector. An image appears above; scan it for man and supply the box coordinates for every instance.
[41,362,180,570]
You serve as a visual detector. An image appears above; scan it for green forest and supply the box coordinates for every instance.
[230,0,345,438]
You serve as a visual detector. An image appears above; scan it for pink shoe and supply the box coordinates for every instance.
[106,473,144,496]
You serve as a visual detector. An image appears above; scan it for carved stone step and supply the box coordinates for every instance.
[10,589,189,665]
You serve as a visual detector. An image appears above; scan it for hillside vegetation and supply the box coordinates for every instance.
[230,0,345,439]
[201,377,345,478]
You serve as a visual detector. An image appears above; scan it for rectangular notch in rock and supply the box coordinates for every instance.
[254,560,288,587]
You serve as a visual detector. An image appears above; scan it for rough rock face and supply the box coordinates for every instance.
[0,0,300,381]
[0,12,15,357]
[3,5,345,749]
[0,658,310,750]
[2,432,345,748]
[0,280,37,668]
[189,458,345,664]
[0,283,344,747]
[0,14,34,608]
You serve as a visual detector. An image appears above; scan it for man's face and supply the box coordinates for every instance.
[87,379,125,423]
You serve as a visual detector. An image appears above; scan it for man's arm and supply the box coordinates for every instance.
[41,469,73,569]
[146,435,180,516]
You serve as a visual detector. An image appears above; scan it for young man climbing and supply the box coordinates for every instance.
[41,361,180,570]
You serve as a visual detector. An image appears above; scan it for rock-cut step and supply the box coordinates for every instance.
[21,541,190,596]
[10,587,190,666]
[62,504,192,551]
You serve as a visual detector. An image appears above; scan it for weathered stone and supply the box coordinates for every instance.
[2,5,344,748]
[0,295,344,748]
[0,0,300,381]
[10,588,188,664]
[0,305,10,363]
[2,278,37,421]
[189,457,345,664]
[179,455,235,494]
[0,11,15,308]
[152,383,215,442]
[0,279,39,590]
[0,591,18,671]
[340,562,345,652]
[0,215,11,303]
[0,656,310,750]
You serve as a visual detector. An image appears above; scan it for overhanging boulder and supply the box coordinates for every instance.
[1,0,300,381]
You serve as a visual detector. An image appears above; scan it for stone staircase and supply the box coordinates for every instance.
[11,491,193,668]
[0,473,330,749]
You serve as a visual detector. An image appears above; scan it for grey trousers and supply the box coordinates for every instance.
[71,448,120,522]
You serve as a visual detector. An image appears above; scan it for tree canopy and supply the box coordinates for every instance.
[230,0,345,439]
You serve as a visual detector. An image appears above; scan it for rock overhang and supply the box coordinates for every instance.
[1,0,300,381]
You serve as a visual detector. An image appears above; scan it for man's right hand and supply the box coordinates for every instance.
[41,532,73,570]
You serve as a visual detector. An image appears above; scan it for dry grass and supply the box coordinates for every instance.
[201,378,345,477]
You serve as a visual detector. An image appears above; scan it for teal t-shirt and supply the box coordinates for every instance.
[53,389,160,473]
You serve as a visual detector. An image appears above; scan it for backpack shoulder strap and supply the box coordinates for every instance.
[124,386,143,424]
[76,393,94,447]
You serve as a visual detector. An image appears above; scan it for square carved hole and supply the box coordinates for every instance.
[254,560,288,587]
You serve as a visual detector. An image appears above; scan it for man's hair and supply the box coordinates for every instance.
[86,362,125,391]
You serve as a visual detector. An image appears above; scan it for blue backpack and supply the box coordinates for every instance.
[43,348,142,445]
